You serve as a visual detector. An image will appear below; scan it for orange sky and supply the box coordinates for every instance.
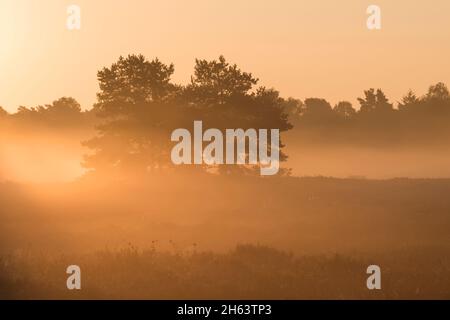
[1,0,450,112]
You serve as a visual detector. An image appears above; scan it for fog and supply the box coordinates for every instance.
[2,128,450,183]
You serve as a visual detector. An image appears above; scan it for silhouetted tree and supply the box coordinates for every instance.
[423,82,450,116]
[395,83,450,141]
[181,56,291,174]
[334,101,356,119]
[296,98,337,127]
[183,55,258,105]
[0,106,8,118]
[84,54,292,176]
[281,98,303,120]
[301,98,332,116]
[357,89,393,113]
[93,54,176,117]
[45,97,81,113]
[9,97,86,128]
[398,90,420,111]
[398,83,450,117]
[84,55,179,174]
[426,82,450,101]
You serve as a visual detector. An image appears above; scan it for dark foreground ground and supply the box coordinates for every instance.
[1,175,450,299]
[1,244,450,299]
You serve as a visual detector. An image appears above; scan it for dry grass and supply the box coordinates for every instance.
[1,175,450,299]
[1,244,450,299]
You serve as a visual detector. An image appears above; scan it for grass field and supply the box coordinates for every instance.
[1,175,450,299]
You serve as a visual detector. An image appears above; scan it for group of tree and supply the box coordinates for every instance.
[0,97,95,129]
[2,54,450,175]
[1,55,292,175]
[286,83,450,145]
[84,55,291,175]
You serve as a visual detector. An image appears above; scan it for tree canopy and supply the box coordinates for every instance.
[83,54,292,175]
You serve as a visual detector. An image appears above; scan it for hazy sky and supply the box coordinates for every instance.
[1,0,450,112]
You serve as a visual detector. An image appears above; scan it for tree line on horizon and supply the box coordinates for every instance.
[286,81,450,146]
[1,54,450,175]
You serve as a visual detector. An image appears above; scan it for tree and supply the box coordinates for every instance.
[182,57,291,175]
[357,88,393,113]
[398,90,419,110]
[0,106,8,117]
[94,54,176,117]
[334,101,356,119]
[40,97,85,127]
[84,54,292,176]
[45,97,81,114]
[397,90,424,119]
[281,98,303,120]
[298,98,335,124]
[423,82,450,115]
[84,54,178,173]
[10,97,84,128]
[399,83,450,117]
[184,55,258,105]
[426,82,450,101]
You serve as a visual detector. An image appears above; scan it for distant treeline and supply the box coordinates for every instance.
[1,54,450,173]
[286,82,450,146]
[0,97,96,130]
